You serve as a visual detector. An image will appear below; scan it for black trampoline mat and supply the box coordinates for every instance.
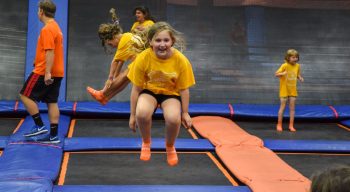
[278,153,350,178]
[0,118,20,136]
[63,152,232,185]
[73,119,192,138]
[235,121,350,140]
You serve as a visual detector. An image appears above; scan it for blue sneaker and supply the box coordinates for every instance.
[37,135,60,144]
[23,125,48,137]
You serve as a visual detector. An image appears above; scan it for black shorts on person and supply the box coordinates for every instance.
[20,72,63,103]
[140,89,181,105]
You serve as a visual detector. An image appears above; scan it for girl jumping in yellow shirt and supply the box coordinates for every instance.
[86,8,146,105]
[275,49,304,132]
[128,22,195,166]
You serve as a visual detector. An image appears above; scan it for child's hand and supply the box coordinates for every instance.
[280,71,287,76]
[129,114,136,133]
[299,77,304,82]
[181,112,192,129]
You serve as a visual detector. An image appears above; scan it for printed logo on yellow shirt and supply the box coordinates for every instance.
[147,70,177,90]
[286,71,297,87]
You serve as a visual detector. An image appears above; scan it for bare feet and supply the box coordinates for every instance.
[289,126,296,132]
[276,124,283,132]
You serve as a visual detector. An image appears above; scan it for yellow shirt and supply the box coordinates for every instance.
[130,20,154,32]
[276,62,301,97]
[113,33,144,62]
[127,48,195,96]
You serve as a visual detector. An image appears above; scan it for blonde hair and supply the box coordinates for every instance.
[98,8,147,54]
[147,21,186,52]
[284,49,299,63]
[98,8,123,48]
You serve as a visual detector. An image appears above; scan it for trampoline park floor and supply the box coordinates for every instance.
[57,118,240,187]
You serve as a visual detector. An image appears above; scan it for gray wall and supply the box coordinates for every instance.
[0,0,28,100]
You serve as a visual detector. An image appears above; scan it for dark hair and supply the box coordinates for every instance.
[133,6,155,22]
[311,164,350,192]
[38,0,56,18]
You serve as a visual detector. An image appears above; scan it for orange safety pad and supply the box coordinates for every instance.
[192,116,311,192]
[192,116,263,147]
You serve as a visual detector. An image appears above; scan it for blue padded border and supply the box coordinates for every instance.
[264,139,350,153]
[0,144,62,181]
[0,178,53,192]
[0,101,16,115]
[0,136,9,149]
[64,138,214,152]
[25,0,68,102]
[54,185,251,192]
[339,119,350,128]
[232,104,337,121]
[333,105,350,120]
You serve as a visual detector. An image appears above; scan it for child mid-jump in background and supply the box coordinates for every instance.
[275,49,304,132]
[87,8,147,105]
[127,22,195,166]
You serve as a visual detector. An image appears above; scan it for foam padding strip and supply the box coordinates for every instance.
[64,138,214,151]
[264,139,350,152]
[231,104,337,121]
[192,116,263,147]
[333,105,350,120]
[339,119,350,128]
[0,178,53,192]
[0,144,62,180]
[0,101,16,115]
[192,116,311,192]
[73,102,131,118]
[0,136,9,149]
[53,185,250,192]
[216,145,310,192]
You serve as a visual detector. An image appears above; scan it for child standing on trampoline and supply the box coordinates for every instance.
[275,49,304,132]
[128,22,195,166]
[20,0,63,143]
[86,8,147,105]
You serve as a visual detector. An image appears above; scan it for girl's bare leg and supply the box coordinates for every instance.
[277,97,287,131]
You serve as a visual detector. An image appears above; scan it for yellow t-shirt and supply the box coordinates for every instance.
[127,48,195,96]
[130,20,154,32]
[276,62,301,97]
[113,32,144,62]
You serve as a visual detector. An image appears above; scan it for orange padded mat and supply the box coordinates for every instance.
[192,116,310,192]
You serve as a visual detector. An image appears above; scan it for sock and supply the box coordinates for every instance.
[140,142,151,161]
[166,145,178,166]
[50,123,58,137]
[32,113,44,127]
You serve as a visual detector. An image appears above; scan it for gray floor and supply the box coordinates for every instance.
[0,118,20,136]
[278,153,350,178]
[234,121,350,140]
[64,152,233,185]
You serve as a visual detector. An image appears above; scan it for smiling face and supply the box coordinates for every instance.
[150,30,174,60]
[135,10,145,23]
[288,55,299,64]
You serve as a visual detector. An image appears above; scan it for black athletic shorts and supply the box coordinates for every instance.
[20,72,63,103]
[140,89,181,105]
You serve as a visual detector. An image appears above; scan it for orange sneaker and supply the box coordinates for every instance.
[86,86,108,105]
[140,142,151,161]
[166,146,178,167]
